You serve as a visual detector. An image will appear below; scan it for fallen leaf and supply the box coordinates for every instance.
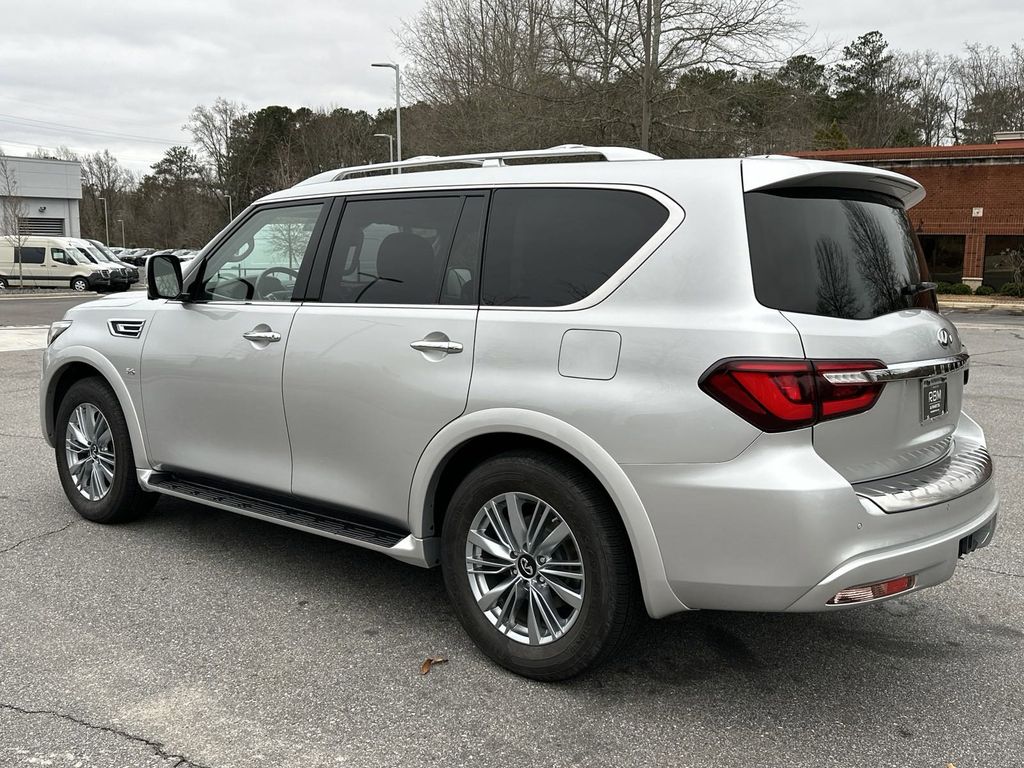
[420,656,448,675]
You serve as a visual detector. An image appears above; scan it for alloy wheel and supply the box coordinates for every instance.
[65,403,115,501]
[465,492,585,646]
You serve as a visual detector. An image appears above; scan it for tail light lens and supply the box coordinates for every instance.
[699,358,885,432]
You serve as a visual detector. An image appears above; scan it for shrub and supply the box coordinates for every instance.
[942,282,973,295]
[935,282,954,293]
[999,282,1024,297]
[975,285,996,296]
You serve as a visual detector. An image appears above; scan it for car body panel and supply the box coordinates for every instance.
[284,305,478,526]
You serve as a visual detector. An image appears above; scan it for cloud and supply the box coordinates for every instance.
[1,0,1020,173]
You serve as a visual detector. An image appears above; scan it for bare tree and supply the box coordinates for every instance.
[907,50,955,145]
[549,0,803,149]
[0,151,30,289]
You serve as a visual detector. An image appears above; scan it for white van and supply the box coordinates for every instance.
[0,236,113,292]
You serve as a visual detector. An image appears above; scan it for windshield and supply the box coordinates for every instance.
[744,188,936,319]
[86,246,115,263]
[67,247,98,265]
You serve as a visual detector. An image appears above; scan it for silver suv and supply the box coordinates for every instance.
[40,145,998,680]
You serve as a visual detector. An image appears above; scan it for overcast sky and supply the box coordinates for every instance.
[0,0,1020,173]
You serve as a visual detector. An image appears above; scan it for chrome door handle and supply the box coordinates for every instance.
[243,330,282,343]
[410,339,463,354]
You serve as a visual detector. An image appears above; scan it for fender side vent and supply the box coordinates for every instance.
[108,319,145,338]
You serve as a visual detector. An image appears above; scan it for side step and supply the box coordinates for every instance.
[141,472,437,567]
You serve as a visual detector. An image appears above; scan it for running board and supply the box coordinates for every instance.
[138,471,438,567]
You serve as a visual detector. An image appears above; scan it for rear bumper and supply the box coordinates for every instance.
[623,412,999,614]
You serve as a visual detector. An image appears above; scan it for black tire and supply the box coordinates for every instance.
[55,377,157,523]
[70,277,89,292]
[441,450,644,680]
[0,277,8,290]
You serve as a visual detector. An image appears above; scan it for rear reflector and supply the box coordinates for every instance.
[827,575,916,605]
[699,358,885,432]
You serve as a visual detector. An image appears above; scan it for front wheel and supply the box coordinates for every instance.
[0,277,8,290]
[70,277,89,292]
[55,377,157,523]
[441,451,644,680]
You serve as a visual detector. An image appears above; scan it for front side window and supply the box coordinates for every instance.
[198,204,324,302]
[14,246,45,264]
[480,188,669,307]
[321,196,468,304]
[51,248,74,265]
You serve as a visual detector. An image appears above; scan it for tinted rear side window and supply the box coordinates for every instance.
[322,196,464,304]
[745,189,935,319]
[14,246,45,264]
[481,188,669,307]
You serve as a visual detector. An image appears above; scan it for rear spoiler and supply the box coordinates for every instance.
[741,156,925,209]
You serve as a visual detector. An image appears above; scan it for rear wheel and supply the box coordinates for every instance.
[0,277,7,290]
[70,277,89,292]
[55,377,157,523]
[441,451,643,680]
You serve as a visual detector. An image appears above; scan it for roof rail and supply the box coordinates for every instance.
[294,145,662,187]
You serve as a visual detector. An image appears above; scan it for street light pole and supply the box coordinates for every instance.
[116,218,126,248]
[226,194,233,221]
[98,196,110,244]
[373,133,394,169]
[371,63,401,169]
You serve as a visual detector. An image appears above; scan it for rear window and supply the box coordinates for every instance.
[481,188,668,307]
[745,189,936,319]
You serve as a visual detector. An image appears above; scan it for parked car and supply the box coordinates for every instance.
[119,248,154,267]
[86,239,140,285]
[40,145,998,680]
[0,235,112,291]
[63,239,131,292]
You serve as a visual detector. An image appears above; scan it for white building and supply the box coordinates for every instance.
[1,156,82,237]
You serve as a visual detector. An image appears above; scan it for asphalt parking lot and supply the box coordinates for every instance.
[0,301,1021,768]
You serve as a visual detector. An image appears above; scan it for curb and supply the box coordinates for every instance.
[939,302,1024,315]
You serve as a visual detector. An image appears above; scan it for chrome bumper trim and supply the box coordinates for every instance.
[853,437,992,513]
[823,352,969,384]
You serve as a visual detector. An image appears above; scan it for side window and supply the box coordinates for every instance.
[199,204,324,302]
[14,246,45,264]
[442,196,486,305]
[321,196,465,304]
[51,248,74,265]
[481,188,669,307]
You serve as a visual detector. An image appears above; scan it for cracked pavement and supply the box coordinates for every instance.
[0,310,1021,768]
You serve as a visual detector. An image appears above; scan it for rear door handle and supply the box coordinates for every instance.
[243,329,282,343]
[410,339,463,354]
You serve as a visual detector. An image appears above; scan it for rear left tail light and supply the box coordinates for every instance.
[699,358,885,432]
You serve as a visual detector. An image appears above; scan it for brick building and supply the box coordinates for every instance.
[792,132,1024,290]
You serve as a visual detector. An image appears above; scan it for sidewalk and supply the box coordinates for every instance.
[938,295,1024,314]
[0,326,48,352]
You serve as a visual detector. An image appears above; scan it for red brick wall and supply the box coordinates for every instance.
[872,164,1024,279]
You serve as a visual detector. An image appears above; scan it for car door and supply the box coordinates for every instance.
[141,200,330,493]
[48,246,79,288]
[284,192,486,526]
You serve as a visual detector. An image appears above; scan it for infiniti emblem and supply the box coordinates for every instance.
[937,328,953,348]
[517,555,537,579]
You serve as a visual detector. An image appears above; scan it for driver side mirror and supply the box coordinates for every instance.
[147,254,185,300]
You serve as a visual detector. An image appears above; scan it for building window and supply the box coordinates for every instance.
[983,235,1024,289]
[917,235,965,284]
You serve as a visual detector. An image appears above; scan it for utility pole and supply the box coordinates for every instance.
[116,218,126,248]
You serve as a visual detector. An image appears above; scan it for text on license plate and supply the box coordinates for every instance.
[921,376,947,422]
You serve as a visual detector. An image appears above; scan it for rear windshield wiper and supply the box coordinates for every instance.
[901,281,937,297]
